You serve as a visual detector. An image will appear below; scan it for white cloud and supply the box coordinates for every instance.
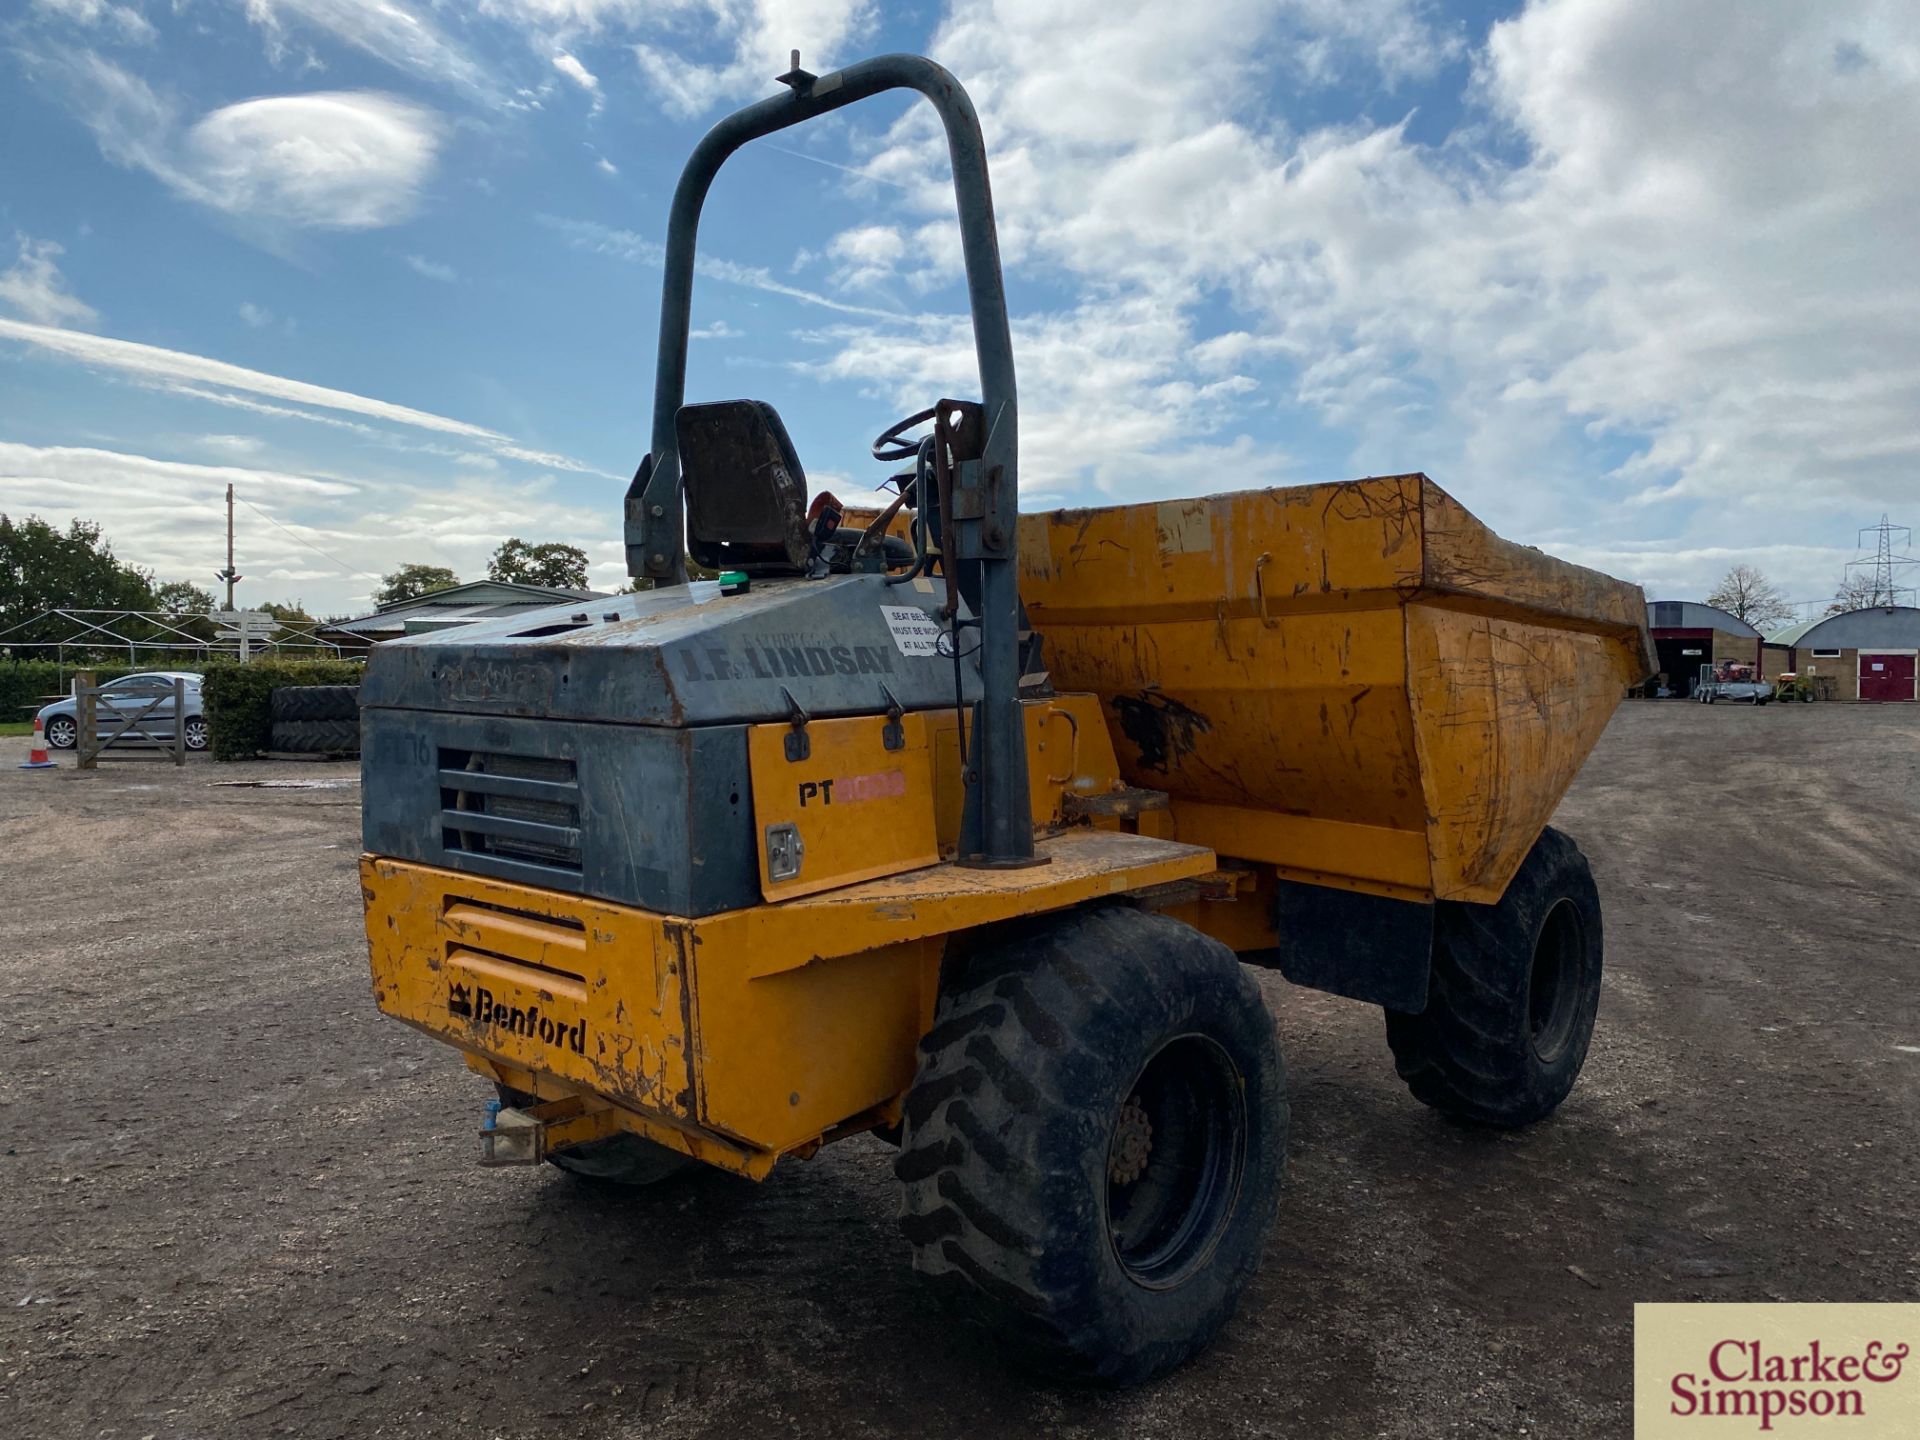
[0,316,605,478]
[0,442,582,610]
[595,155,618,175]
[539,213,927,322]
[239,0,496,99]
[0,437,629,613]
[552,50,597,88]
[784,0,1920,605]
[195,433,267,456]
[552,48,602,110]
[404,253,458,283]
[804,298,1277,505]
[826,223,906,291]
[0,315,498,440]
[0,236,99,327]
[182,92,443,229]
[238,301,276,328]
[29,50,445,232]
[0,440,357,500]
[627,0,877,117]
[28,0,156,42]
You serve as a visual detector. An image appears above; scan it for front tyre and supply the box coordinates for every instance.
[896,906,1288,1386]
[44,715,77,749]
[1385,826,1603,1127]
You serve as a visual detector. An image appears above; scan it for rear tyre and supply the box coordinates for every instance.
[270,718,360,754]
[270,685,360,722]
[896,906,1288,1386]
[1385,826,1603,1127]
[495,1086,695,1186]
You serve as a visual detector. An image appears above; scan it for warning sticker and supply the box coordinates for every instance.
[881,604,943,657]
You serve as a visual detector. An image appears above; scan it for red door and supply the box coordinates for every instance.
[1858,654,1916,702]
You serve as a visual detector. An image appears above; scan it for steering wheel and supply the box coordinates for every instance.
[871,404,940,463]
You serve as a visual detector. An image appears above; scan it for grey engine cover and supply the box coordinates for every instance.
[360,575,976,916]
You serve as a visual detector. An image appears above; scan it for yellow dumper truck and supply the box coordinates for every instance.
[359,54,1651,1384]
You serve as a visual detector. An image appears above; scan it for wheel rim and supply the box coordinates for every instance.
[184,720,208,750]
[1527,899,1585,1064]
[1104,1033,1246,1290]
[47,717,75,746]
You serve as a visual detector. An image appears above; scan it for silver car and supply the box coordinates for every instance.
[37,671,208,751]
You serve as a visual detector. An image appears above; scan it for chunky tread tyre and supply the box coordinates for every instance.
[495,1086,695,1186]
[271,685,361,722]
[896,906,1288,1386]
[270,718,360,754]
[1385,826,1603,1127]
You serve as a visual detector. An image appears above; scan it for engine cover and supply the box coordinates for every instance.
[359,574,975,915]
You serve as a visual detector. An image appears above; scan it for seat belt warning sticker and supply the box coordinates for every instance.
[881,605,943,657]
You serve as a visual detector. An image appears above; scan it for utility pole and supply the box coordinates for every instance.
[215,483,241,609]
[1846,514,1916,609]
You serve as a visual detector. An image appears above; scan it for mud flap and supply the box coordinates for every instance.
[1270,879,1434,1012]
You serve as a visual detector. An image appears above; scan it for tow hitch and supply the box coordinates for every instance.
[478,1092,620,1167]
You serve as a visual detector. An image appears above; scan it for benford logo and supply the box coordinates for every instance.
[447,982,586,1056]
[1638,1305,1920,1437]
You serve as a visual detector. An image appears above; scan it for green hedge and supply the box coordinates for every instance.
[201,659,365,760]
[0,659,151,723]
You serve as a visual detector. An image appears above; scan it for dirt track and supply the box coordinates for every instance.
[2,702,1917,1438]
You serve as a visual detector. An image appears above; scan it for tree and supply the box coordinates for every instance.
[253,599,317,646]
[488,538,589,590]
[0,513,155,632]
[1705,564,1795,631]
[374,564,459,606]
[1825,572,1880,616]
[155,580,215,615]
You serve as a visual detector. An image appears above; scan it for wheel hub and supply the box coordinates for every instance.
[1108,1094,1153,1185]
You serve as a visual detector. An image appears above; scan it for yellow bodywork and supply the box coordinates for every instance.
[364,826,1214,1178]
[363,473,1649,1175]
[1019,475,1649,903]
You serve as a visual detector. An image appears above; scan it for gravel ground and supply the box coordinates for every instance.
[2,702,1917,1438]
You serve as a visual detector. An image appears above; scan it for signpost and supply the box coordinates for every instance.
[212,609,277,661]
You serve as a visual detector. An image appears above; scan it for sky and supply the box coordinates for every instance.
[0,0,1915,620]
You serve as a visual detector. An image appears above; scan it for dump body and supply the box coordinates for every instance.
[1019,474,1652,904]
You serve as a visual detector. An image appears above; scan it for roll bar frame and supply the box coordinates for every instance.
[624,52,1035,866]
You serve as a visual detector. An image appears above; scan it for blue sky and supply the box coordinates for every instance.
[2,0,1915,618]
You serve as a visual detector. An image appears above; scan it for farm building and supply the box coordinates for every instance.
[1645,601,1763,698]
[1765,608,1920,702]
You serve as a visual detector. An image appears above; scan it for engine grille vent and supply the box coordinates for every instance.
[439,748,582,877]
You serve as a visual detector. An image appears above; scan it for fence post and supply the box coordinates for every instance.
[172,677,186,767]
[75,669,97,771]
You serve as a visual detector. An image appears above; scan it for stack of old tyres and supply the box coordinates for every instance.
[270,685,361,755]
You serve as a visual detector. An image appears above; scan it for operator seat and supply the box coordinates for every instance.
[678,399,812,575]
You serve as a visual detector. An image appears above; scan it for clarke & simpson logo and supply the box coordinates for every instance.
[1637,1305,1920,1437]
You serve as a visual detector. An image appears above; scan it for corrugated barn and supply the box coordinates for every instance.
[1766,607,1920,702]
[1646,601,1763,698]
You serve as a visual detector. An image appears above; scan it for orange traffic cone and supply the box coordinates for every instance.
[18,714,57,769]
